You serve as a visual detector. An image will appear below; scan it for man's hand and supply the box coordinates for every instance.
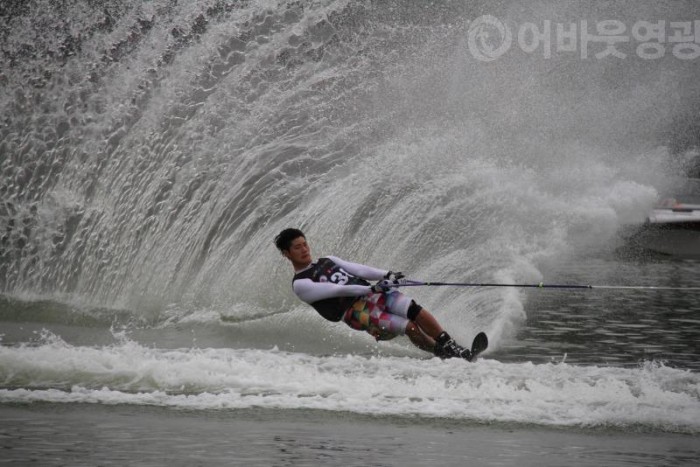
[384,271,405,282]
[383,271,408,288]
[370,279,394,293]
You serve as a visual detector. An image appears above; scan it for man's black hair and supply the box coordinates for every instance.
[274,228,305,252]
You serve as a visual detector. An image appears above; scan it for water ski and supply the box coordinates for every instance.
[469,332,488,361]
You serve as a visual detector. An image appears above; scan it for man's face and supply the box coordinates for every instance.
[284,236,312,266]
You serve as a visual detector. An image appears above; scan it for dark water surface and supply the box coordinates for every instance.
[498,256,700,370]
[2,404,699,467]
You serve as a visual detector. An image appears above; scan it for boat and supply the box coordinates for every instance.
[621,180,700,258]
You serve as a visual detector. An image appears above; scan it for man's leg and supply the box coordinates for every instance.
[404,322,436,352]
[378,293,471,359]
[413,308,444,339]
[410,307,471,359]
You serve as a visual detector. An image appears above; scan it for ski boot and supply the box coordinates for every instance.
[434,332,473,361]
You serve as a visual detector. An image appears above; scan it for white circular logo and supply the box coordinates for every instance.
[467,15,512,62]
[330,271,348,285]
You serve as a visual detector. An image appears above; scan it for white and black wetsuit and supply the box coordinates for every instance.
[292,256,386,321]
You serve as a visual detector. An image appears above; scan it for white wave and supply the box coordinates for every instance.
[1,337,698,433]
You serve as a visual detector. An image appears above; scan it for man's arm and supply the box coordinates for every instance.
[327,256,387,281]
[293,278,372,304]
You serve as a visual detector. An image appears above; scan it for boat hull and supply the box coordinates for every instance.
[624,222,700,257]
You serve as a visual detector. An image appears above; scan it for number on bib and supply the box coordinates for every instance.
[330,271,349,285]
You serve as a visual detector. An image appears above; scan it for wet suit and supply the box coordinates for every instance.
[292,256,422,339]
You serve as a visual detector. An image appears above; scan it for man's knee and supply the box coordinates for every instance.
[407,300,422,321]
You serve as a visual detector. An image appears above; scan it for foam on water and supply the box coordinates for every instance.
[1,333,698,433]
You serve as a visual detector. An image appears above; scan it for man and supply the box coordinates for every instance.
[275,227,474,359]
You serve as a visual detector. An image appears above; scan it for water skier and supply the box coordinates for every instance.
[275,228,477,359]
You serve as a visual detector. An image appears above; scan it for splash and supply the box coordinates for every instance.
[1,0,698,345]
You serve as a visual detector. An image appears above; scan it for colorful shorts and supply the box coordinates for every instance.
[342,291,413,341]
